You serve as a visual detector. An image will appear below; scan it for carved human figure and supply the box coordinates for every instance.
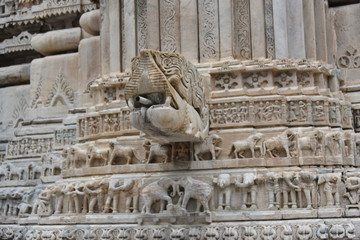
[299,171,316,209]
[318,173,340,207]
[324,132,341,157]
[343,132,354,157]
[103,114,111,132]
[255,101,265,122]
[229,133,263,159]
[313,101,325,121]
[88,117,98,135]
[214,174,232,211]
[288,102,297,122]
[235,173,260,210]
[265,172,281,209]
[281,172,300,209]
[229,102,239,123]
[329,104,337,124]
[343,176,360,204]
[273,100,281,120]
[298,101,307,121]
[264,101,274,121]
[239,102,248,122]
[193,133,222,161]
[37,185,54,216]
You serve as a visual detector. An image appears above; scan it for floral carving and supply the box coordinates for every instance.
[337,46,360,69]
[214,72,238,90]
[45,71,74,107]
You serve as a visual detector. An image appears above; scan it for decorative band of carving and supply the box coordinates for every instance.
[6,137,53,159]
[209,96,352,129]
[77,108,137,140]
[0,220,356,239]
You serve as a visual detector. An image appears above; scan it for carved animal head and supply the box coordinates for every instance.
[217,174,231,188]
[210,134,222,145]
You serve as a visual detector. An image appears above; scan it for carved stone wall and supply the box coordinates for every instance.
[1,0,360,239]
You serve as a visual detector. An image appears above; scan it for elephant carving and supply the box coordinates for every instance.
[140,177,177,214]
[177,176,213,213]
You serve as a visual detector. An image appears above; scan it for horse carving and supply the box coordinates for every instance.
[262,130,294,158]
[229,133,264,159]
[193,134,222,161]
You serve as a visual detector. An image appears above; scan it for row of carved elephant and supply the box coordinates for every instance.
[0,222,356,240]
[35,176,213,216]
[23,170,360,217]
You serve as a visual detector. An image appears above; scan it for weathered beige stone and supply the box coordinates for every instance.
[1,0,360,237]
[31,28,82,56]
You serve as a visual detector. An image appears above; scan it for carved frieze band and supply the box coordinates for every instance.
[0,31,34,54]
[2,169,360,225]
[32,0,97,19]
[54,128,76,148]
[233,0,251,60]
[6,137,53,159]
[209,59,340,95]
[77,107,136,140]
[0,0,96,28]
[209,96,352,129]
[0,221,357,240]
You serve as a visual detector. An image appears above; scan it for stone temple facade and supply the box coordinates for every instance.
[1,0,360,239]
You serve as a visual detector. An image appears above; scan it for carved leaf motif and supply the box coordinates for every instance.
[31,79,43,108]
[10,96,28,127]
[45,71,74,107]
